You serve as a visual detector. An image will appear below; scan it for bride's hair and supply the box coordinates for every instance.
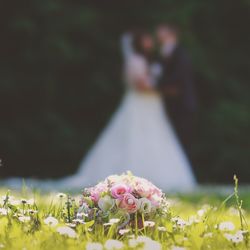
[132,30,152,56]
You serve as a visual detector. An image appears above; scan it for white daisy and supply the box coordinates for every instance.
[57,226,77,238]
[119,229,130,235]
[104,239,124,250]
[133,236,162,250]
[109,218,120,224]
[44,216,58,227]
[172,217,186,228]
[86,242,103,250]
[224,231,244,243]
[219,221,235,231]
[144,221,155,228]
[72,218,85,224]
[56,193,67,199]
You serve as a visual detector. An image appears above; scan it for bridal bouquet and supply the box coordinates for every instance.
[78,173,167,229]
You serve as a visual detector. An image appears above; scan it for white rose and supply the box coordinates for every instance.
[138,198,152,214]
[98,195,115,212]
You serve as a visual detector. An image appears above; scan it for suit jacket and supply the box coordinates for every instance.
[158,45,197,114]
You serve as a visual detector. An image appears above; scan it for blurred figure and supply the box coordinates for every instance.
[156,24,197,157]
[58,30,196,191]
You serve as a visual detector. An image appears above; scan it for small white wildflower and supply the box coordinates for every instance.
[237,230,248,235]
[0,243,4,248]
[197,209,205,217]
[134,237,162,250]
[172,217,186,228]
[56,193,66,198]
[157,226,167,232]
[44,216,58,227]
[72,218,85,224]
[57,226,77,238]
[109,218,120,224]
[0,208,7,216]
[77,212,88,218]
[197,204,211,217]
[103,218,120,227]
[86,242,103,250]
[219,221,235,231]
[18,216,31,222]
[224,231,244,243]
[104,239,124,250]
[143,240,162,250]
[144,221,155,228]
[119,229,130,235]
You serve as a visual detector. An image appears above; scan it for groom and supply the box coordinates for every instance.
[156,24,197,156]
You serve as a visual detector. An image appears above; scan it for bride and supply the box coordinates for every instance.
[60,31,197,191]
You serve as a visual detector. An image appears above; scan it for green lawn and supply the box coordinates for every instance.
[0,184,249,250]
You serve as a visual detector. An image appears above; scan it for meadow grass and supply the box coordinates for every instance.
[0,181,249,249]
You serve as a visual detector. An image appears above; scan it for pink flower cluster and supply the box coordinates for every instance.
[82,173,164,215]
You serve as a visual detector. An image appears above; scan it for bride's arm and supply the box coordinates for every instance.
[121,33,133,61]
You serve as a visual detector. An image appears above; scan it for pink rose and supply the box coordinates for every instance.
[134,177,163,199]
[89,183,108,203]
[90,191,100,203]
[117,193,138,214]
[147,194,162,208]
[134,182,152,198]
[151,186,163,197]
[110,184,131,199]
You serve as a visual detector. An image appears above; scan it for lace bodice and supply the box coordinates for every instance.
[124,54,148,88]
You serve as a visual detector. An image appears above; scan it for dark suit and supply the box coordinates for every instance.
[158,45,197,154]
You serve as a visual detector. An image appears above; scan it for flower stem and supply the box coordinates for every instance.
[135,212,138,237]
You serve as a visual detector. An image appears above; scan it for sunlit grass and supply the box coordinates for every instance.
[0,182,249,250]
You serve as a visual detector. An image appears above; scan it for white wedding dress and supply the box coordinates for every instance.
[60,35,197,191]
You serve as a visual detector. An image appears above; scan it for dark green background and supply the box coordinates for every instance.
[0,0,249,183]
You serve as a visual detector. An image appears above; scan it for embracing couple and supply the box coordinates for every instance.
[124,24,197,151]
[61,24,197,191]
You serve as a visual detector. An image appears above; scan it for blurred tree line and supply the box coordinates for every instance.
[0,0,249,183]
